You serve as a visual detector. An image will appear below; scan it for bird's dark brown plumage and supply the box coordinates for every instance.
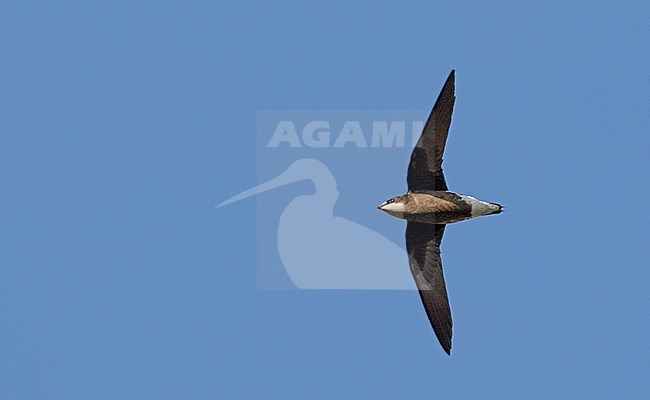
[405,70,456,355]
[407,70,455,192]
[406,222,451,354]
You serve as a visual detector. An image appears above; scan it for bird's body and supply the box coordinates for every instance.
[378,70,502,355]
[379,190,500,224]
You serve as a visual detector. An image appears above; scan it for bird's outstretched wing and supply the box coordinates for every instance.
[407,70,456,192]
[406,222,452,355]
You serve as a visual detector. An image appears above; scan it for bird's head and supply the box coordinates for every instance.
[378,194,409,218]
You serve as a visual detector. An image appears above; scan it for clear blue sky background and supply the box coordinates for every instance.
[2,1,649,399]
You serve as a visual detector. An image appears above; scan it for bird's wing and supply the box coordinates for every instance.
[406,222,452,355]
[407,70,456,192]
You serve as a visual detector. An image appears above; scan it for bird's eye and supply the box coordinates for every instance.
[387,198,394,204]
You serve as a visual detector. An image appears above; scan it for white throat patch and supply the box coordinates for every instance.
[379,201,406,218]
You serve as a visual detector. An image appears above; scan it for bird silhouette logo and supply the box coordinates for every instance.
[217,158,415,290]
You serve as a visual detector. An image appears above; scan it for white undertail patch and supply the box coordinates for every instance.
[458,194,501,218]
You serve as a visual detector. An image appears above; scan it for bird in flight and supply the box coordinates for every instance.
[378,70,502,355]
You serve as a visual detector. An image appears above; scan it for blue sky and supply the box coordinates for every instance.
[1,1,649,399]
